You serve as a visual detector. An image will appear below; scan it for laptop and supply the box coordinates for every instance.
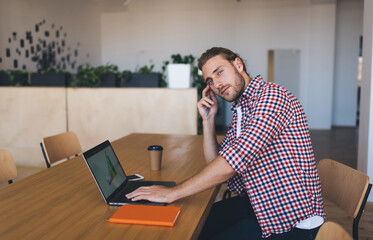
[82,140,175,206]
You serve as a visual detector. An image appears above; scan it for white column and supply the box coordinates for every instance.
[306,1,336,129]
[357,0,373,201]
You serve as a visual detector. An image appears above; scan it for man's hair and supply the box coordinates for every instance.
[198,47,248,74]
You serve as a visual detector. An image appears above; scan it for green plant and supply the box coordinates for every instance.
[117,70,132,86]
[134,64,166,87]
[170,54,195,64]
[135,64,155,74]
[70,63,99,87]
[44,68,68,74]
[0,70,29,86]
[119,70,131,79]
[161,61,169,88]
[70,63,121,87]
[95,63,119,76]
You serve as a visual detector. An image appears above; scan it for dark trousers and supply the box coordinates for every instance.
[198,196,320,240]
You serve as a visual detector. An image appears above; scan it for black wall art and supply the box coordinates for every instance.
[2,19,89,72]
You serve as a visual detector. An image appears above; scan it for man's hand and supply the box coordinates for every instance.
[126,185,176,203]
[126,157,235,204]
[197,86,218,119]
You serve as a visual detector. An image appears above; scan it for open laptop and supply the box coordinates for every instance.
[82,140,175,206]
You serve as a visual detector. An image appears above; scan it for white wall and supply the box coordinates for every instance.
[0,0,102,72]
[100,0,336,129]
[333,0,363,126]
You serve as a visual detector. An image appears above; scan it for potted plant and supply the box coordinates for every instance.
[120,64,162,88]
[70,63,99,87]
[95,63,121,87]
[117,70,132,87]
[70,63,123,87]
[0,70,29,86]
[30,68,69,87]
[163,54,196,89]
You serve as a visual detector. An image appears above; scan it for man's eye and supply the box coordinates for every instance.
[218,70,223,75]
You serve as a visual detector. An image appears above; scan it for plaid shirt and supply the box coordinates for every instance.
[219,75,325,238]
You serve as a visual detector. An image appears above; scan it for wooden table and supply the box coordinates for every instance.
[0,133,221,240]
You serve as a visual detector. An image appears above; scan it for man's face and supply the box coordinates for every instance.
[202,55,246,102]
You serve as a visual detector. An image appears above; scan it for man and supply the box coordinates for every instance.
[126,47,325,239]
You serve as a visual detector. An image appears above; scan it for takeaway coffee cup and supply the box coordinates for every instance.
[147,145,163,170]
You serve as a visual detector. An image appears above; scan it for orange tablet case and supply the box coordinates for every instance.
[108,204,181,227]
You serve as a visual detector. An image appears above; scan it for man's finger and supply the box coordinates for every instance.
[202,86,211,96]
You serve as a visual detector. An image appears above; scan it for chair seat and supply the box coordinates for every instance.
[323,198,353,236]
[315,221,352,240]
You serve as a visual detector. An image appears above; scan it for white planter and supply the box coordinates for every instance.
[166,64,192,88]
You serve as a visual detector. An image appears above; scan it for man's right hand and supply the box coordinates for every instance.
[197,86,219,120]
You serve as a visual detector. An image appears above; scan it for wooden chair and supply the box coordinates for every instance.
[317,158,372,240]
[0,150,18,184]
[315,221,352,240]
[40,131,82,168]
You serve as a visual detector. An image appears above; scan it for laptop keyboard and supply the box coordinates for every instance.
[113,181,154,202]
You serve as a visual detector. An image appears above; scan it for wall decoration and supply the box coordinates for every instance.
[1,19,89,72]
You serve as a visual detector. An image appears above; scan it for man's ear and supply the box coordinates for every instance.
[233,57,244,72]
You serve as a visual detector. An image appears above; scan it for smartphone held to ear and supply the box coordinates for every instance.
[205,96,213,117]
[205,107,210,116]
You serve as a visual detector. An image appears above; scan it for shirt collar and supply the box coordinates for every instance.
[231,75,264,112]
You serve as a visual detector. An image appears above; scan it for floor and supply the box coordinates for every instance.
[1,127,372,239]
[310,127,359,168]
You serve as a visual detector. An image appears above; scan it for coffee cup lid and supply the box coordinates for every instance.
[147,145,163,151]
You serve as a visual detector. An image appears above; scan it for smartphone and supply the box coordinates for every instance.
[205,96,213,117]
[127,174,144,181]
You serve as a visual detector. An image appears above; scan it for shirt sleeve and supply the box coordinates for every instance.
[219,85,294,174]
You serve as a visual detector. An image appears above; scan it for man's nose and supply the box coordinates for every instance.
[213,79,223,89]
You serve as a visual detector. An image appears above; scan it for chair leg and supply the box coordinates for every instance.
[353,183,372,240]
[40,142,50,168]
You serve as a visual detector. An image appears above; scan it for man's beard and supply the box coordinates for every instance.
[219,68,246,103]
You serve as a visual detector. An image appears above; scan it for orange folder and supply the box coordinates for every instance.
[108,204,181,227]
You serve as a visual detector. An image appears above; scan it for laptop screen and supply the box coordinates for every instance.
[84,141,127,199]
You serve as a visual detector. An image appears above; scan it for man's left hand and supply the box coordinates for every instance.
[126,185,175,203]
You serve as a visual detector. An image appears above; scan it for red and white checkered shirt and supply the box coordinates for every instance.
[219,75,325,238]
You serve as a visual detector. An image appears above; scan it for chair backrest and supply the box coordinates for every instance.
[317,158,370,218]
[315,221,352,240]
[0,150,18,184]
[42,131,82,166]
